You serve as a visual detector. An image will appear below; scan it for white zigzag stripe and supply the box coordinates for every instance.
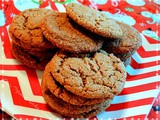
[0,81,61,119]
[1,81,158,119]
[141,34,160,51]
[0,70,44,103]
[132,52,160,63]
[97,105,151,119]
[0,26,16,65]
[112,89,159,104]
[125,75,159,88]
[126,64,160,75]
[0,37,19,65]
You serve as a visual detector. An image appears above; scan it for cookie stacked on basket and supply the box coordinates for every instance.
[9,3,142,118]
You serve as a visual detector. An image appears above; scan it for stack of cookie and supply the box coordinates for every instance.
[9,2,142,118]
[40,3,141,118]
[41,51,126,118]
[65,3,142,66]
[9,8,58,69]
[9,4,142,70]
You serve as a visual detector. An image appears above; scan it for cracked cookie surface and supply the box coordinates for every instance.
[43,62,110,106]
[50,51,126,99]
[42,12,104,53]
[9,8,56,49]
[66,3,123,39]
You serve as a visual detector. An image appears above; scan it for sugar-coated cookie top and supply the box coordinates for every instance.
[50,51,126,99]
[43,62,109,106]
[9,8,54,48]
[66,3,123,39]
[42,12,104,53]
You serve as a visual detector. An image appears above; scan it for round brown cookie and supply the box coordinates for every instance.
[42,12,104,53]
[9,8,56,49]
[102,21,142,54]
[41,78,111,118]
[123,57,131,67]
[50,51,126,99]
[11,42,52,70]
[10,32,58,58]
[43,62,110,106]
[10,32,55,52]
[66,3,123,39]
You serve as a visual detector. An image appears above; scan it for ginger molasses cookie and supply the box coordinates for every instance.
[102,21,142,54]
[50,51,126,99]
[43,63,110,106]
[10,32,58,58]
[10,31,55,52]
[11,42,51,70]
[66,3,123,39]
[9,8,56,49]
[42,12,104,53]
[41,78,111,118]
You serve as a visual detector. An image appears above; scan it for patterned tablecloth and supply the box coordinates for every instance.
[0,0,160,119]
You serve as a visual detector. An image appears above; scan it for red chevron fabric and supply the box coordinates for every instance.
[0,0,159,119]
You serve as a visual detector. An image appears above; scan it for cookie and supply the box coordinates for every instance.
[42,12,104,53]
[10,31,55,52]
[43,62,110,106]
[10,32,58,58]
[41,78,111,118]
[50,51,126,99]
[66,3,123,39]
[102,21,142,54]
[11,42,52,70]
[9,8,56,49]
